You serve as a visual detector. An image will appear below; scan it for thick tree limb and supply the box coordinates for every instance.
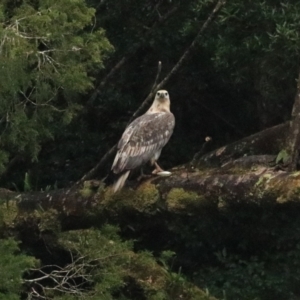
[0,120,290,223]
[4,164,298,228]
[193,122,289,168]
[0,120,288,229]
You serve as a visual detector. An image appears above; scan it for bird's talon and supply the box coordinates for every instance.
[152,168,164,175]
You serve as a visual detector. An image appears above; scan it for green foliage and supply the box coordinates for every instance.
[21,225,213,299]
[276,149,289,164]
[200,0,300,126]
[3,0,300,188]
[23,172,31,192]
[3,1,300,298]
[0,0,112,177]
[60,225,132,297]
[195,246,300,300]
[154,203,300,300]
[0,238,38,299]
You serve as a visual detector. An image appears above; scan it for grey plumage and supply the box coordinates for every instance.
[111,90,175,193]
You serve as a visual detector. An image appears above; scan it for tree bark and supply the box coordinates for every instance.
[193,121,289,168]
[13,167,300,215]
[287,69,300,171]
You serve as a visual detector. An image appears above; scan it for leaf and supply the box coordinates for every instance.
[276,149,289,164]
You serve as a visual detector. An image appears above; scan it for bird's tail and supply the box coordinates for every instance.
[113,170,130,193]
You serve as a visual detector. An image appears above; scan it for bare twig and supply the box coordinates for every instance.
[25,253,123,299]
[26,256,93,299]
[150,61,162,95]
[19,89,65,112]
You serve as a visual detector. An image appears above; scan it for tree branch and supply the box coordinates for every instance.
[77,0,226,186]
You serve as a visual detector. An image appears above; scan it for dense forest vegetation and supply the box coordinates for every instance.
[1,0,300,299]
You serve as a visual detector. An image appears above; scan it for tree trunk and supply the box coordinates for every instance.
[193,121,288,168]
[287,69,300,171]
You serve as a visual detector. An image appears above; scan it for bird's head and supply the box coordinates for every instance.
[155,90,169,103]
[147,89,171,113]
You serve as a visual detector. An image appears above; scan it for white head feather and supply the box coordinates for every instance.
[147,90,171,114]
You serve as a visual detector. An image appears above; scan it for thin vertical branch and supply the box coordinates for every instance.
[287,68,300,171]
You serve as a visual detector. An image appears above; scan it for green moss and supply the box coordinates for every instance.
[127,251,214,300]
[259,172,300,203]
[127,251,167,292]
[132,182,160,209]
[101,182,160,212]
[166,188,205,211]
[35,209,61,233]
[78,180,101,198]
[16,208,61,235]
[79,186,94,198]
[276,186,300,204]
[255,173,273,187]
[0,200,19,231]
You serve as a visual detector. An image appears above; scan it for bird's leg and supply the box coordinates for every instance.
[137,167,151,181]
[152,161,164,174]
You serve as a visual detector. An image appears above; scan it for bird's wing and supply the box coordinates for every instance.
[112,112,175,174]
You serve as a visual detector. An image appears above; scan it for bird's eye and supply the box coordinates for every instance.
[157,92,160,96]
[165,92,168,96]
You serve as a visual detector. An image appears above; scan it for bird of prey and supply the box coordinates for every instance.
[111,90,175,193]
